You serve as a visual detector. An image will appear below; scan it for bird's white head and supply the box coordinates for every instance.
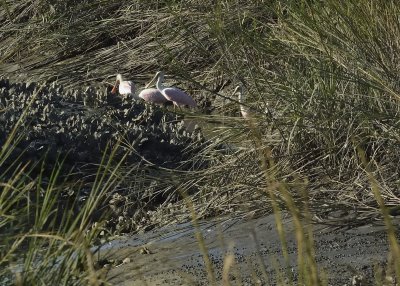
[116,74,123,83]
[145,71,165,89]
[154,71,165,90]
[155,71,164,81]
[235,84,251,118]
[111,74,123,94]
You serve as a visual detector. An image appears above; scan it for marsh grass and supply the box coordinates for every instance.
[0,149,131,285]
[1,0,400,285]
[0,99,130,285]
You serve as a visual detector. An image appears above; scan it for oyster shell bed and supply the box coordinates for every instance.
[0,78,206,233]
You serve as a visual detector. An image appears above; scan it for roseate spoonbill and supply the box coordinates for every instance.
[111,74,135,95]
[138,88,169,105]
[234,84,251,118]
[148,71,197,108]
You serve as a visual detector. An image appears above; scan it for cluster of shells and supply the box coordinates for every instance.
[0,78,204,172]
[0,78,207,233]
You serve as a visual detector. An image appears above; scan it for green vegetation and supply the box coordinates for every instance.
[1,0,400,285]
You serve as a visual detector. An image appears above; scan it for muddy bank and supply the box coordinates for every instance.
[101,213,399,285]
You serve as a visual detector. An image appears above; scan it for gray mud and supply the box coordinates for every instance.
[101,214,399,285]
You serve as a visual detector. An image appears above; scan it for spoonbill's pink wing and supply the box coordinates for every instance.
[119,81,134,95]
[162,87,196,107]
[138,88,169,104]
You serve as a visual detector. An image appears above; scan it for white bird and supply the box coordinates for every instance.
[111,74,135,96]
[148,71,197,107]
[233,85,251,118]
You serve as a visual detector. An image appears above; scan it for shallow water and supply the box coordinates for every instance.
[99,217,236,252]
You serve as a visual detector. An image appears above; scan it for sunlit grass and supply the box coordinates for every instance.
[1,0,400,285]
[0,103,129,285]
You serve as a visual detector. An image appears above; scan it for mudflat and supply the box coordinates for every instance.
[102,213,398,285]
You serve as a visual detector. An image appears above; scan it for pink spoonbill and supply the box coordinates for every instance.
[234,84,251,119]
[111,74,135,96]
[148,71,197,108]
[138,88,169,105]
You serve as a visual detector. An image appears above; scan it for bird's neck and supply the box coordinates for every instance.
[156,77,164,91]
[238,92,244,104]
[238,91,249,113]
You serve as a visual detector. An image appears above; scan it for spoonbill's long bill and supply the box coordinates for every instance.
[234,85,251,118]
[111,74,135,95]
[148,71,197,108]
